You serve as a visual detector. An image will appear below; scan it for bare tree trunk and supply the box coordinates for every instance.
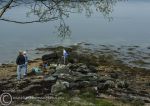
[0,0,14,18]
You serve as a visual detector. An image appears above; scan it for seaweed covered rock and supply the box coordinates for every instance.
[42,52,60,64]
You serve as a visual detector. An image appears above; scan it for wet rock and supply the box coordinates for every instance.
[42,53,58,61]
[42,52,59,64]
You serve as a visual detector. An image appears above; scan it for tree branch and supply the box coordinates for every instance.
[0,0,14,18]
[0,17,58,24]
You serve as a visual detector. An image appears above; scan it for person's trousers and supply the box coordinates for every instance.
[24,64,27,75]
[17,65,25,80]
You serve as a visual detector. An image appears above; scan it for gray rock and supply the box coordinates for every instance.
[98,83,107,91]
[75,74,98,82]
[98,76,113,83]
[53,72,81,82]
[98,80,115,91]
[76,65,91,74]
[48,69,56,75]
[117,81,129,89]
[44,76,57,82]
[69,82,80,89]
[79,81,90,87]
[55,65,71,74]
[51,80,69,94]
[104,80,115,88]
[88,81,98,86]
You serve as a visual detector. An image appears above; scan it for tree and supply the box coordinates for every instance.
[0,0,126,38]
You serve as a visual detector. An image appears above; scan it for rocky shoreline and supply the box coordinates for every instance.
[0,44,150,106]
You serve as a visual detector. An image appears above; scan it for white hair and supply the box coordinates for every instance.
[23,51,27,54]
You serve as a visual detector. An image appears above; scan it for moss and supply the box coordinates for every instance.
[94,99,115,106]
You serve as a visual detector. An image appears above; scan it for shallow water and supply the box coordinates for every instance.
[0,0,150,65]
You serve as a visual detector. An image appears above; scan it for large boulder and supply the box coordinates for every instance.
[98,80,115,91]
[76,64,91,74]
[117,80,129,89]
[69,82,80,89]
[51,80,69,94]
[104,80,115,88]
[42,52,59,64]
[75,74,98,82]
[55,73,75,82]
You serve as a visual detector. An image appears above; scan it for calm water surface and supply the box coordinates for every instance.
[0,0,150,64]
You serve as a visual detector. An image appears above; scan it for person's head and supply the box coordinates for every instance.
[23,51,27,55]
[19,50,23,55]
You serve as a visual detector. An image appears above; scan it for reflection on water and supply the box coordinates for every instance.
[0,0,150,65]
